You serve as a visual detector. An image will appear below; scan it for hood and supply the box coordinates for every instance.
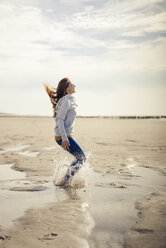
[57,94,76,108]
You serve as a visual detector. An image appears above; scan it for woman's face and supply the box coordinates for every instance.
[67,81,76,94]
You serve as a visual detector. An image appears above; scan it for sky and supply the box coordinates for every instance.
[0,0,166,116]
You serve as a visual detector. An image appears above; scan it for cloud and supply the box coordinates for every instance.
[0,0,165,115]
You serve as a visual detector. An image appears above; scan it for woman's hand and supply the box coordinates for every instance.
[62,140,70,151]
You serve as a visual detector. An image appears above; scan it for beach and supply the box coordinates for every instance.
[0,116,166,248]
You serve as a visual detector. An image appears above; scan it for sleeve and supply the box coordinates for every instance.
[56,99,70,142]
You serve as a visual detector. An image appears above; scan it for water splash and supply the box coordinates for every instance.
[53,151,93,188]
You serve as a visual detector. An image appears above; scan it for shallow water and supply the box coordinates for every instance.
[0,164,26,181]
[0,164,68,228]
[0,144,39,157]
[52,158,166,247]
[87,163,166,248]
[53,159,166,248]
[0,160,165,248]
[19,151,40,157]
[0,145,30,153]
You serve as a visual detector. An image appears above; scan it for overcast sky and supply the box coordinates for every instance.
[0,0,165,116]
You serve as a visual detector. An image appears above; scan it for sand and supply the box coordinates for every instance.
[0,117,166,248]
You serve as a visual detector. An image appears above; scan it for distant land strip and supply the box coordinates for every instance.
[0,113,165,119]
[77,115,166,119]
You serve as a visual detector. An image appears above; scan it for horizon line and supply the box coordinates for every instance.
[0,112,166,119]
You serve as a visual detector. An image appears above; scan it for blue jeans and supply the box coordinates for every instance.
[56,137,86,176]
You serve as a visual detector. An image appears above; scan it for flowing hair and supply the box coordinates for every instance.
[44,78,70,116]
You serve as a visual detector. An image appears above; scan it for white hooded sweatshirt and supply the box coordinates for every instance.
[54,93,77,141]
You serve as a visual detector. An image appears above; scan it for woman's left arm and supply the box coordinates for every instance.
[56,99,70,147]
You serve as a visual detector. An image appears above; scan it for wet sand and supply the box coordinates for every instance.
[0,117,166,248]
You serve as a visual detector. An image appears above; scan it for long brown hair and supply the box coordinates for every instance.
[44,78,70,115]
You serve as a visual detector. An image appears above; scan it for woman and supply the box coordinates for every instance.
[44,78,86,184]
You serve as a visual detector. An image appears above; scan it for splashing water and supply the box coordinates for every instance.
[53,151,92,188]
